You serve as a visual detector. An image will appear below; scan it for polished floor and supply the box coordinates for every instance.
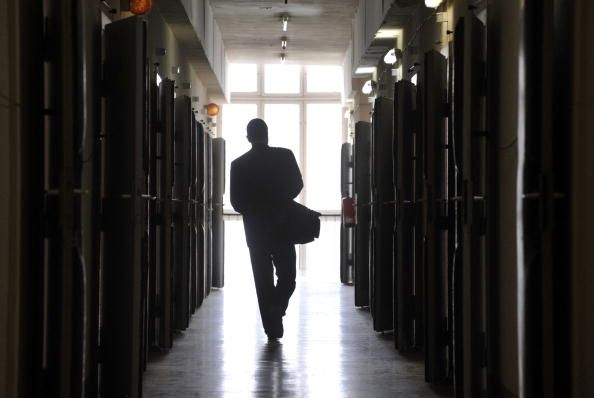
[143,220,452,397]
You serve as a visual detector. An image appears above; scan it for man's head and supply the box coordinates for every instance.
[246,118,268,145]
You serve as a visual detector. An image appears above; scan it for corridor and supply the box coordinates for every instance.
[143,226,451,397]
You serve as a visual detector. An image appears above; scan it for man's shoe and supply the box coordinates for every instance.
[267,336,280,343]
[267,317,283,340]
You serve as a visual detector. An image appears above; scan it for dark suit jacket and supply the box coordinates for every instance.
[230,144,303,248]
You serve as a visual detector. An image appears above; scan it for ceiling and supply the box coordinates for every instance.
[210,0,359,65]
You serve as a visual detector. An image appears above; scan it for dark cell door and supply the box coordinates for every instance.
[453,13,488,398]
[212,137,226,288]
[103,15,146,398]
[394,80,417,352]
[340,142,354,284]
[173,96,192,330]
[353,122,372,307]
[204,134,214,295]
[156,78,175,349]
[196,122,206,306]
[518,1,573,396]
[370,97,395,332]
[421,50,449,383]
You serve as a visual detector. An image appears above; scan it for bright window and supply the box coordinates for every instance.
[305,65,343,93]
[228,64,257,93]
[305,103,342,211]
[222,103,258,209]
[264,65,300,94]
[264,104,301,169]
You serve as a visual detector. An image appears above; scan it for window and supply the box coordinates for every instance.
[305,103,342,211]
[264,104,301,167]
[223,64,345,271]
[305,65,343,93]
[222,103,258,208]
[264,64,300,94]
[228,64,257,93]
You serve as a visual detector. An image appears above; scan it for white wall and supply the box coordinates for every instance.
[179,0,228,96]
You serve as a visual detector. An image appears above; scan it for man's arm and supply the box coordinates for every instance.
[230,161,245,213]
[285,150,303,200]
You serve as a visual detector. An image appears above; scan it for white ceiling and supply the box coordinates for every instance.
[210,0,359,65]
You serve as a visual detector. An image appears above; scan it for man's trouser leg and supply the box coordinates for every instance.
[271,243,296,316]
[249,245,278,336]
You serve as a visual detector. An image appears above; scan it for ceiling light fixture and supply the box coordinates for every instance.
[374,28,402,39]
[281,37,287,50]
[282,14,289,32]
[354,66,376,75]
[425,0,442,8]
[280,53,286,64]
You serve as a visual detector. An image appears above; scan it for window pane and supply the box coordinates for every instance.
[305,103,342,211]
[228,64,257,93]
[306,65,343,93]
[264,64,300,94]
[264,104,301,169]
[222,103,258,210]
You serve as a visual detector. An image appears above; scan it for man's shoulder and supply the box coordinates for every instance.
[231,151,250,166]
[269,146,294,157]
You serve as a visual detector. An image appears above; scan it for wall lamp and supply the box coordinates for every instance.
[361,80,377,95]
[282,14,289,32]
[425,0,442,8]
[383,48,403,67]
[281,37,288,50]
[280,53,286,64]
[130,0,153,15]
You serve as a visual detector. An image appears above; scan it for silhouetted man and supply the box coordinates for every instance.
[230,118,303,341]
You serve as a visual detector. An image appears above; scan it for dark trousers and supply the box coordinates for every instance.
[248,243,296,336]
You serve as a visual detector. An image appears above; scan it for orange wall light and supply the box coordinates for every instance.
[206,103,220,117]
[130,0,152,15]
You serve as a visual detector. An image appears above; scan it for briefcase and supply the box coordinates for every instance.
[286,201,321,244]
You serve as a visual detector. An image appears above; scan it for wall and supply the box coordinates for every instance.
[145,10,210,121]
[105,7,218,133]
[351,0,396,72]
[179,0,228,99]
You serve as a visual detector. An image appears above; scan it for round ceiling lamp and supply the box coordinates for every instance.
[206,103,220,117]
[130,0,153,15]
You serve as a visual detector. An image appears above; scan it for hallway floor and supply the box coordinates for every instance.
[143,253,452,397]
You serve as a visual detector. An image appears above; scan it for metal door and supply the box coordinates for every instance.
[353,122,372,307]
[370,97,395,332]
[394,80,417,352]
[103,15,146,398]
